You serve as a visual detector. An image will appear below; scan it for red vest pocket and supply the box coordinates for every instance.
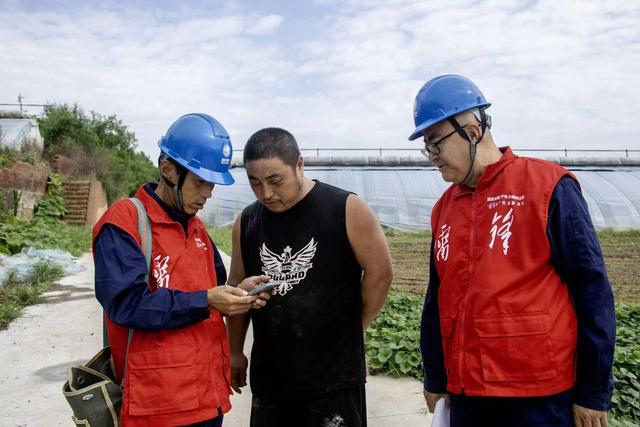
[127,345,199,416]
[473,313,557,382]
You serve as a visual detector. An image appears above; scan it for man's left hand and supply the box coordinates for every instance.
[573,404,608,427]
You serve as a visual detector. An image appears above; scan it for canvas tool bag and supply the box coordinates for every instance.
[62,197,151,427]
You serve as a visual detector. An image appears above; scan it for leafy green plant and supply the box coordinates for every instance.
[34,173,67,219]
[0,216,91,256]
[0,173,89,255]
[366,292,423,378]
[610,305,640,425]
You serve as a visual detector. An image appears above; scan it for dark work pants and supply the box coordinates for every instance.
[250,385,366,427]
[450,390,574,427]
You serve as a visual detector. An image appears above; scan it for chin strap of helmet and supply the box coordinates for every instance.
[161,158,189,213]
[447,107,491,186]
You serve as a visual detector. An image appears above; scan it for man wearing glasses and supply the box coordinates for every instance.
[412,74,615,427]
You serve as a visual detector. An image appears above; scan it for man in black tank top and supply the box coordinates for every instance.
[226,128,393,427]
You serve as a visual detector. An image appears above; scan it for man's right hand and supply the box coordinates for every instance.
[230,351,248,393]
[424,390,449,413]
[207,285,257,316]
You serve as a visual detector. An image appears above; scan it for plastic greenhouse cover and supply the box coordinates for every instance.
[199,166,640,231]
[0,247,86,288]
[0,118,43,150]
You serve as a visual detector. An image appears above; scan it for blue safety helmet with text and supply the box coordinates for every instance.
[409,74,491,141]
[158,113,234,185]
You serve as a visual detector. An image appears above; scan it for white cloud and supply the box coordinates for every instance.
[0,0,638,159]
[247,14,284,35]
[0,6,295,155]
[290,0,640,150]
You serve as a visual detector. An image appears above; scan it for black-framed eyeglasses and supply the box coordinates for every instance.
[420,123,471,157]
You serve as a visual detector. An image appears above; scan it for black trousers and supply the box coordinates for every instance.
[450,390,574,427]
[250,385,366,427]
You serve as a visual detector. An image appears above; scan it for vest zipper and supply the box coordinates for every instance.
[458,191,477,393]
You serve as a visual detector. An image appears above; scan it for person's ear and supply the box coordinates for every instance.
[467,122,482,143]
[296,156,304,174]
[159,158,178,183]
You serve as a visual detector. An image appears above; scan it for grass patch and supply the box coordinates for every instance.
[207,226,232,255]
[0,262,64,329]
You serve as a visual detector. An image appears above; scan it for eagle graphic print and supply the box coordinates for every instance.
[259,238,318,295]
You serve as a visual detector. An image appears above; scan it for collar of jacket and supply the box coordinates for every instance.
[451,146,517,198]
[134,184,200,232]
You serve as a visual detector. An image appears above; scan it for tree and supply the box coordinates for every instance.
[37,104,158,203]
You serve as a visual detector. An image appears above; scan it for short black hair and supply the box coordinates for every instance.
[243,127,300,168]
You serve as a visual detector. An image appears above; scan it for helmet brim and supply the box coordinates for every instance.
[197,169,235,186]
[408,121,433,141]
[163,150,236,185]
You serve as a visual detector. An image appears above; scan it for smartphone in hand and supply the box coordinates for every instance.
[247,280,283,296]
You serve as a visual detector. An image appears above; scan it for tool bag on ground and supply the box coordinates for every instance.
[62,197,151,427]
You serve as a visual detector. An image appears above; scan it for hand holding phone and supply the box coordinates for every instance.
[248,280,283,296]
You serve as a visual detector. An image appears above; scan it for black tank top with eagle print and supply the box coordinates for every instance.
[240,180,365,398]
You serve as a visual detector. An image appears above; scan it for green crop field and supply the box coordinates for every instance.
[210,226,640,304]
[386,228,640,304]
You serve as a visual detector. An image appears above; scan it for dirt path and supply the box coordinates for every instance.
[0,253,100,426]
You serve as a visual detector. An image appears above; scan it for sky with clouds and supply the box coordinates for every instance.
[1,0,639,158]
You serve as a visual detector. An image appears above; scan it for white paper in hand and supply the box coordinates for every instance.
[431,397,450,427]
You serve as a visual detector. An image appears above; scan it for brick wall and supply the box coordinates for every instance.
[0,161,49,218]
[0,161,49,193]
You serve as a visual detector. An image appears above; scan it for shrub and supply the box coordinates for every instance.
[33,173,67,219]
[37,104,158,203]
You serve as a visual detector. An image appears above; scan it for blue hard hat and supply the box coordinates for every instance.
[159,113,234,185]
[409,75,491,141]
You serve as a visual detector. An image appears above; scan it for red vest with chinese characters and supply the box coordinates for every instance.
[92,186,231,426]
[431,147,578,397]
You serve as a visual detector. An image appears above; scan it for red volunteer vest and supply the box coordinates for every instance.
[92,186,231,426]
[431,147,578,397]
